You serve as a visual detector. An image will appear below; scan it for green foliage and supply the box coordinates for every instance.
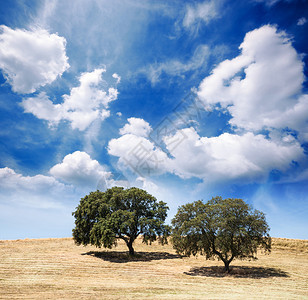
[171,197,271,272]
[72,187,170,255]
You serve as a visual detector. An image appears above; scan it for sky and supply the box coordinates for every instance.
[0,0,307,240]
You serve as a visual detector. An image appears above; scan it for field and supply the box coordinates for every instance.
[0,237,307,299]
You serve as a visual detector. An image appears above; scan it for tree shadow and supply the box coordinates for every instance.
[184,266,289,278]
[82,251,182,263]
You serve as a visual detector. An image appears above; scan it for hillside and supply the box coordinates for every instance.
[0,237,307,299]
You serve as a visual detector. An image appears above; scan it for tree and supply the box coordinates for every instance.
[72,187,170,255]
[171,197,271,272]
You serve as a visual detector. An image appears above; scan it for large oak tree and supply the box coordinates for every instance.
[72,187,170,255]
[171,197,271,272]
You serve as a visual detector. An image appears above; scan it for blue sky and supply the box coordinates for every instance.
[0,0,308,240]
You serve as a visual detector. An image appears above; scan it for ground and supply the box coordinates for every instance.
[0,237,307,299]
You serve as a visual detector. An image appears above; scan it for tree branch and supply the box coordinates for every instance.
[118,234,129,243]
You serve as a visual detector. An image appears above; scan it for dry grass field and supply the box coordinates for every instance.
[0,237,307,299]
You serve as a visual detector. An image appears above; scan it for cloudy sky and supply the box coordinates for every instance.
[0,0,307,240]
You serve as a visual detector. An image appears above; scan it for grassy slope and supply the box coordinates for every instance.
[0,237,307,299]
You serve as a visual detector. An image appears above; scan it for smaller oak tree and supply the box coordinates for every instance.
[171,197,271,272]
[72,187,170,255]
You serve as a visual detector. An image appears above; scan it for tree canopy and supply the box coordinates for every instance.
[72,187,170,255]
[171,197,271,272]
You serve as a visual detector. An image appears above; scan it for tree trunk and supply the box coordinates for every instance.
[223,260,230,273]
[222,255,234,273]
[126,240,135,256]
[213,249,232,273]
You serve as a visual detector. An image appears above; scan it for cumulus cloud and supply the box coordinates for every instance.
[0,150,113,208]
[183,0,220,29]
[0,167,66,192]
[139,44,210,85]
[108,118,304,184]
[108,118,170,176]
[21,92,64,124]
[0,167,71,209]
[50,151,111,187]
[21,68,118,130]
[165,128,304,183]
[108,134,170,176]
[0,150,115,209]
[0,25,69,94]
[119,117,152,137]
[197,25,308,140]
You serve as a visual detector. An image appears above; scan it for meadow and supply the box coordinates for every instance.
[0,237,307,299]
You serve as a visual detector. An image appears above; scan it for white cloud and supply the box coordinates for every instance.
[106,177,131,190]
[108,133,170,176]
[139,44,210,85]
[0,150,114,209]
[136,177,159,193]
[0,167,71,209]
[197,25,308,140]
[0,25,69,94]
[0,167,66,192]
[119,117,152,137]
[108,118,170,176]
[183,0,219,29]
[165,128,304,183]
[297,17,307,26]
[62,69,118,130]
[108,118,304,184]
[21,92,64,125]
[266,94,308,141]
[112,73,121,84]
[50,151,111,187]
[21,68,118,130]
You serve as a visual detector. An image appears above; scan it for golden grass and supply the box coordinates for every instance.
[272,237,308,253]
[0,237,307,299]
